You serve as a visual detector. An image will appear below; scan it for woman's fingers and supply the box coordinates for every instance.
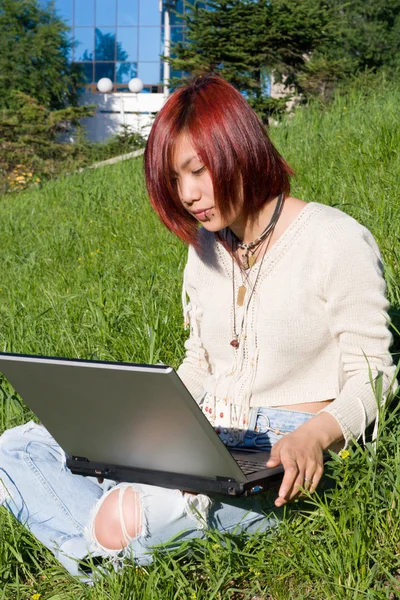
[275,454,300,506]
[273,450,323,507]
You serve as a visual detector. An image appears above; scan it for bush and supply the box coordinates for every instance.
[0,94,147,194]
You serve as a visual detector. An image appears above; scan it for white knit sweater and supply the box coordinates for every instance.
[177,202,396,444]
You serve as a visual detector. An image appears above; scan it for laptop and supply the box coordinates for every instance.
[0,352,286,497]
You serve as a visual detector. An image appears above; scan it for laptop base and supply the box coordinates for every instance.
[67,457,283,497]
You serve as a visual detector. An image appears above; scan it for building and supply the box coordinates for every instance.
[47,0,202,140]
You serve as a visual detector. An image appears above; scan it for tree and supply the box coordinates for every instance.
[325,0,400,73]
[170,0,400,108]
[0,0,80,109]
[169,0,332,120]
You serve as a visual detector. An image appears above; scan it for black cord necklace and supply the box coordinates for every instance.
[230,195,284,348]
[232,193,284,269]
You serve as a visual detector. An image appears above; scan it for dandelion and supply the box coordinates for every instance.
[191,593,197,599]
[77,257,84,263]
[339,449,350,459]
[89,251,95,257]
[31,594,41,600]
[343,106,347,110]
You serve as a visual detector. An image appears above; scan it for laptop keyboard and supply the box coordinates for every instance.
[236,458,267,475]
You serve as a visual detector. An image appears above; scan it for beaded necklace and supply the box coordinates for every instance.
[230,195,284,348]
[233,193,284,270]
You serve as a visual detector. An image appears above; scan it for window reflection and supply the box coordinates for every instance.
[96,0,116,26]
[69,0,189,92]
[117,28,138,61]
[75,0,95,26]
[65,32,73,61]
[80,63,94,84]
[139,0,161,26]
[170,26,184,46]
[118,0,139,26]
[138,62,160,85]
[55,0,73,24]
[95,28,116,61]
[95,62,115,82]
[169,0,184,26]
[138,27,161,62]
[74,28,94,61]
[116,62,138,83]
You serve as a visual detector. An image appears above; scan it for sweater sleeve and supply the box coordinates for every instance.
[319,216,396,445]
[176,245,211,403]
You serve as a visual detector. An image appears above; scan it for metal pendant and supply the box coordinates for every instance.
[236,285,246,306]
[248,254,257,268]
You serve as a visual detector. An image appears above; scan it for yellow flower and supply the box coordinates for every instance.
[31,594,41,600]
[343,106,347,110]
[339,449,350,459]
[191,594,197,599]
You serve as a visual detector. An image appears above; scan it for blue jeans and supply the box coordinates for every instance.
[0,407,313,578]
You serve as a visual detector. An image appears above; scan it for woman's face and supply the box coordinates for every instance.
[172,134,244,233]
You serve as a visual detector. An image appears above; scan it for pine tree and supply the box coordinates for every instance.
[0,0,80,109]
[169,0,331,119]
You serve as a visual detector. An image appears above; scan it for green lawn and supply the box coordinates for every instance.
[0,78,399,599]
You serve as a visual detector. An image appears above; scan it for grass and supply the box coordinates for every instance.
[0,75,399,598]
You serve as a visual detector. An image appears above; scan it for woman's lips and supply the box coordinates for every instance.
[194,208,214,221]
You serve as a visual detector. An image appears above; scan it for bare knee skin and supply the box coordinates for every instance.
[94,487,142,550]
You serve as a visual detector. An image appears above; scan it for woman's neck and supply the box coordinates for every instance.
[229,196,280,243]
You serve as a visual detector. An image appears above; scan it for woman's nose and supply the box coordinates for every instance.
[179,177,201,206]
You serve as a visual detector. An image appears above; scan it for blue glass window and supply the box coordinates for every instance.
[95,28,116,61]
[117,28,138,61]
[139,0,161,26]
[75,0,95,26]
[79,62,94,84]
[138,27,161,62]
[96,0,116,26]
[65,32,73,61]
[138,62,160,85]
[170,25,184,45]
[95,62,115,82]
[118,0,139,26]
[54,0,73,24]
[74,28,94,61]
[169,0,184,26]
[116,62,138,83]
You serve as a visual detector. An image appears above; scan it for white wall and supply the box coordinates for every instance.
[79,92,166,142]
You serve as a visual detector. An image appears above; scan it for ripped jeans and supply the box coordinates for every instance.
[0,407,313,578]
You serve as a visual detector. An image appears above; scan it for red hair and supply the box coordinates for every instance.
[144,74,293,245]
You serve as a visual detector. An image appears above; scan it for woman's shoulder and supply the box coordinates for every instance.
[185,227,222,272]
[297,200,376,244]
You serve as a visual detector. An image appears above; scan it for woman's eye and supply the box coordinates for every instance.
[193,166,205,176]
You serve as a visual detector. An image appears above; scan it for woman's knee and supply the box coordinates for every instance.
[92,486,142,551]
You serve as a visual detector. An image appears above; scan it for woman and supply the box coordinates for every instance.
[0,75,395,577]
